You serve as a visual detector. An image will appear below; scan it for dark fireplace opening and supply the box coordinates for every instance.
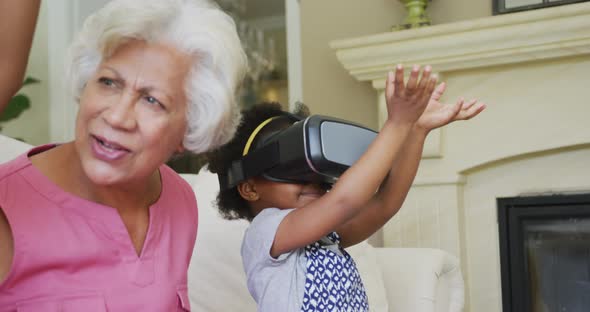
[497,193,590,312]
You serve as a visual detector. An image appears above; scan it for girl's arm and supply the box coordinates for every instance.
[269,65,437,258]
[336,83,487,248]
[0,0,41,113]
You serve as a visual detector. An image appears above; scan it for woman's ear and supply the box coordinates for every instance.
[176,144,186,154]
[237,180,259,202]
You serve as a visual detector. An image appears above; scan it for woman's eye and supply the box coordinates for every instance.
[144,96,165,109]
[98,77,115,87]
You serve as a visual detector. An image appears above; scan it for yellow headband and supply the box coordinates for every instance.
[242,117,279,156]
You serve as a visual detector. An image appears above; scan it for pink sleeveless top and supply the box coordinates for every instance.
[0,145,198,311]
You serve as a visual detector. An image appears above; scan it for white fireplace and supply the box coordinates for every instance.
[331,3,590,311]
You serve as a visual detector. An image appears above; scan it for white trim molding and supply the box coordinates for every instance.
[330,2,590,82]
[246,14,286,31]
[286,0,303,110]
[46,0,115,142]
[46,1,79,142]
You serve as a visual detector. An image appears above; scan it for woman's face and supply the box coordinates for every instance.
[75,40,191,186]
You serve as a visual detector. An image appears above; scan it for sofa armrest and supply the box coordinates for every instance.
[374,248,464,312]
[0,135,31,163]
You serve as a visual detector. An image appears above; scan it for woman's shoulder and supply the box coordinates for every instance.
[0,146,40,183]
[158,164,197,208]
[159,164,186,183]
[160,165,198,193]
[0,144,62,185]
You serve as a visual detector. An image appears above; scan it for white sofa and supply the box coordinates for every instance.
[0,134,465,312]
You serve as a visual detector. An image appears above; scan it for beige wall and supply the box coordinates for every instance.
[429,0,491,24]
[299,0,493,129]
[300,0,403,129]
[1,0,494,143]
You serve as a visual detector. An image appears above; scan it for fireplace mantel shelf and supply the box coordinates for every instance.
[330,2,590,88]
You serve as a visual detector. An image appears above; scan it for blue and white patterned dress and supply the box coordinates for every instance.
[301,232,369,312]
[242,209,370,312]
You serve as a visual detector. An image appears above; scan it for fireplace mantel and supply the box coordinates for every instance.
[330,2,590,159]
[330,2,590,84]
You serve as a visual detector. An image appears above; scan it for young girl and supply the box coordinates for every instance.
[207,65,485,311]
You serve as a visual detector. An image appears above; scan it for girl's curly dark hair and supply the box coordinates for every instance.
[206,102,310,221]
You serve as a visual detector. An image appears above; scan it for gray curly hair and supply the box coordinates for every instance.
[67,0,248,153]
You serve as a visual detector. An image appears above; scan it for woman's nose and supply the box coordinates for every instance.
[102,92,138,130]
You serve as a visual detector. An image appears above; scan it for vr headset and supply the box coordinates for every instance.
[218,114,377,190]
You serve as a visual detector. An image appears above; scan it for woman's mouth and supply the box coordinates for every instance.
[91,135,131,161]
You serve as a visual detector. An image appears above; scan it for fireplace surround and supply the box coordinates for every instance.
[498,194,590,312]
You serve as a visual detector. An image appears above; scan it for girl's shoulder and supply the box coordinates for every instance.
[248,208,294,233]
[243,208,294,249]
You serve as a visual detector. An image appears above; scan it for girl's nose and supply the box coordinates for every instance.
[307,182,331,192]
[319,182,333,191]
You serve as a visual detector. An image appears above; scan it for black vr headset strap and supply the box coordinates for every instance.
[219,113,302,190]
[220,142,281,190]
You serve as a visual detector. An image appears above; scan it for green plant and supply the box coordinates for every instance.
[0,76,40,131]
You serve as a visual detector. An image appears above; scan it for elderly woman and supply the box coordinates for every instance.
[0,0,247,311]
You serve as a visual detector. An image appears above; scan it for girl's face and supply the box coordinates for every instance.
[75,40,191,186]
[246,178,328,210]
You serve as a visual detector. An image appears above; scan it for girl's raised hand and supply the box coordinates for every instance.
[415,82,487,133]
[384,64,438,126]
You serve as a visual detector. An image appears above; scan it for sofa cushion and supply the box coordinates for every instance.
[346,241,390,312]
[0,135,31,162]
[184,169,257,311]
